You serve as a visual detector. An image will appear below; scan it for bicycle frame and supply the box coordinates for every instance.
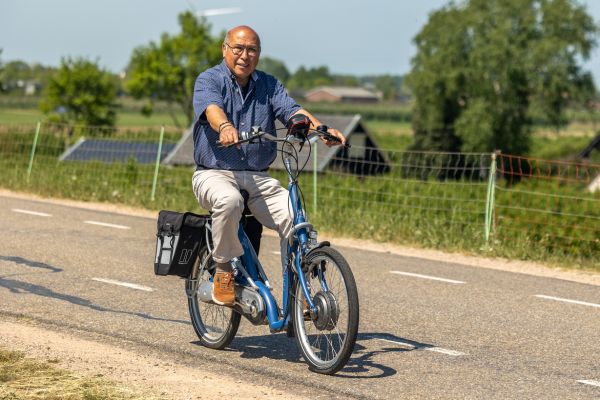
[230,138,317,332]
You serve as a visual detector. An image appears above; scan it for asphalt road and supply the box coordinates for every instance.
[1,194,599,399]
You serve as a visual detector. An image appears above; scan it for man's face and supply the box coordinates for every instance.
[222,28,261,84]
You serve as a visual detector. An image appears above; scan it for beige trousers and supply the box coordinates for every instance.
[192,169,293,267]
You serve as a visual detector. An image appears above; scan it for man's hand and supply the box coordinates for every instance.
[219,125,240,148]
[323,128,346,147]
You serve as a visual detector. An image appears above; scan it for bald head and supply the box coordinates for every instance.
[225,26,261,48]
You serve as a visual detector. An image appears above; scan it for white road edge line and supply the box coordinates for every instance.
[92,278,154,292]
[373,337,466,356]
[578,380,600,388]
[11,208,52,217]
[535,295,600,309]
[84,220,131,230]
[390,270,466,284]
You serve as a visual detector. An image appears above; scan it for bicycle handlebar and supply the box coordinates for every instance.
[217,125,351,148]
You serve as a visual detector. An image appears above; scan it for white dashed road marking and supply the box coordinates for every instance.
[84,220,131,230]
[92,278,154,292]
[390,270,466,284]
[12,208,52,217]
[371,336,466,356]
[535,295,600,309]
[578,380,600,388]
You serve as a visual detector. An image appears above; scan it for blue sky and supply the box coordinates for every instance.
[1,0,599,82]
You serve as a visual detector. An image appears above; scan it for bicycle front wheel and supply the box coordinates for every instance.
[292,246,359,374]
[187,245,240,349]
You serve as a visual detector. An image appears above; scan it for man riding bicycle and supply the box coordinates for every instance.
[192,25,345,306]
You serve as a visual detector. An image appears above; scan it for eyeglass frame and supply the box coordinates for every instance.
[224,42,260,57]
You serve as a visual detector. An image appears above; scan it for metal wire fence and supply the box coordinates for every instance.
[494,154,600,263]
[1,122,598,268]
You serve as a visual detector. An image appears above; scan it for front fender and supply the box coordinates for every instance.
[301,241,330,273]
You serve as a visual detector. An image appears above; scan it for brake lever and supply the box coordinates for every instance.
[319,131,351,149]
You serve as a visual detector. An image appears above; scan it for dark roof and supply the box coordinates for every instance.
[579,133,600,159]
[59,138,175,164]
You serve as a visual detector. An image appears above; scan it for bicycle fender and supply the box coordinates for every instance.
[301,241,331,272]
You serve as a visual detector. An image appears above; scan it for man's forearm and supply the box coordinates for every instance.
[205,104,232,133]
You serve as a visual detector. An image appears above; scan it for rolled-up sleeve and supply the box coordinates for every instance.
[193,71,224,122]
[271,78,301,124]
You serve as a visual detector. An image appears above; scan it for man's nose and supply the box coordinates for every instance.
[239,49,250,59]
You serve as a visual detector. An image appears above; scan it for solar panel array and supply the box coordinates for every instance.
[60,139,176,164]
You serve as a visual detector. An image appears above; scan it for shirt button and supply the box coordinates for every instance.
[241,122,245,126]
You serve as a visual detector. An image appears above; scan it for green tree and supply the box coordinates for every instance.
[407,0,598,154]
[0,60,31,93]
[39,57,118,127]
[287,65,334,92]
[0,59,56,94]
[126,12,222,128]
[257,56,290,84]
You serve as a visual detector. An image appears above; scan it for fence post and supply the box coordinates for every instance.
[151,126,165,202]
[313,140,318,216]
[27,121,42,183]
[485,152,497,244]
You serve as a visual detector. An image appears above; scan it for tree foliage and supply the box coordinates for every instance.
[125,12,222,128]
[257,56,291,84]
[39,57,117,127]
[406,0,598,154]
[0,59,56,94]
[286,65,334,92]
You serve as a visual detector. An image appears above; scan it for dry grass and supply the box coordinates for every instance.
[0,348,162,400]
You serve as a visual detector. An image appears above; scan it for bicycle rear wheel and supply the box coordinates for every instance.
[187,245,240,349]
[292,246,359,374]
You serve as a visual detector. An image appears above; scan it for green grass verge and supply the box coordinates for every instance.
[0,347,160,400]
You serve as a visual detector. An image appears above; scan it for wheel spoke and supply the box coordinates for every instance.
[293,248,358,373]
[187,246,240,349]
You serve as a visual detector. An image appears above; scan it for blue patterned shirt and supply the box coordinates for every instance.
[192,60,301,171]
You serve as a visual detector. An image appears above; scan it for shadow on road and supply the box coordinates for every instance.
[191,331,442,378]
[0,255,63,273]
[0,277,190,325]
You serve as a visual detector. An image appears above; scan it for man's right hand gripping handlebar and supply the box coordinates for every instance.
[218,123,241,148]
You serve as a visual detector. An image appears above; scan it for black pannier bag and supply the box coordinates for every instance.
[154,211,210,277]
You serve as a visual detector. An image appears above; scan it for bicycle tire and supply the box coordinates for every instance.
[187,244,241,349]
[292,246,359,374]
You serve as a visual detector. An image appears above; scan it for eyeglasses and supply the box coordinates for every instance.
[224,42,260,57]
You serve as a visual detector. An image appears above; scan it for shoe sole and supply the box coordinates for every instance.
[211,293,235,306]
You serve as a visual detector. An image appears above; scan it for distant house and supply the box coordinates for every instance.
[304,86,381,103]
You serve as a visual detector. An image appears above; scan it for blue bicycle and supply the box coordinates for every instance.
[184,116,359,374]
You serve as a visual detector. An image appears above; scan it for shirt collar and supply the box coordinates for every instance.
[219,59,258,83]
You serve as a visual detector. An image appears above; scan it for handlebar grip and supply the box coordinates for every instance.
[217,126,264,147]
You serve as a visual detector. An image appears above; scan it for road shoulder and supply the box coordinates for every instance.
[0,317,307,400]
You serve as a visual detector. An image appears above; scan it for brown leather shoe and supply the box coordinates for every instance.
[212,271,235,306]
